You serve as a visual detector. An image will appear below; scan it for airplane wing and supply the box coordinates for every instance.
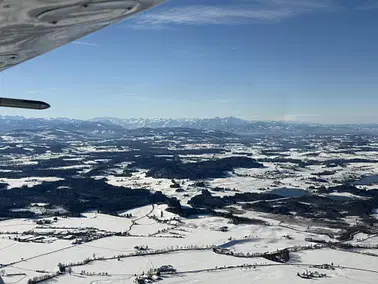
[0,0,164,72]
[0,0,164,109]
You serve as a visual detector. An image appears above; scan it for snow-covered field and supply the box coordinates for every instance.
[99,150,378,201]
[53,213,133,233]
[0,177,64,189]
[1,128,378,284]
[0,204,376,284]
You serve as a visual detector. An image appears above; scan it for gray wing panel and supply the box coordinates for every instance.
[0,0,163,71]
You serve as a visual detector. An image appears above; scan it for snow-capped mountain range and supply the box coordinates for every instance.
[1,115,378,135]
[91,116,252,130]
[0,115,123,134]
[91,117,378,135]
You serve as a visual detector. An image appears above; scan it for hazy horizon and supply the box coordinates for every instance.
[3,114,378,126]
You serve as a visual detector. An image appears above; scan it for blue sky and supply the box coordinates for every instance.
[1,0,378,123]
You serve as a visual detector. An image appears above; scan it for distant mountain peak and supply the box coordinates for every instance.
[0,115,123,135]
[91,117,252,130]
[2,116,378,136]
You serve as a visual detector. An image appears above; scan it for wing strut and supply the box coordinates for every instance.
[0,97,50,110]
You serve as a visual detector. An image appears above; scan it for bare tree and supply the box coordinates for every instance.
[57,262,65,273]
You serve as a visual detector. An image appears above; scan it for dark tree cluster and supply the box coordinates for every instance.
[129,156,264,180]
[0,178,173,217]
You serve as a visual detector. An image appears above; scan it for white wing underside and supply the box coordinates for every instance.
[0,0,164,72]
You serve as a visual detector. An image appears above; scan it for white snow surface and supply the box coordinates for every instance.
[0,177,64,189]
[0,204,376,284]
